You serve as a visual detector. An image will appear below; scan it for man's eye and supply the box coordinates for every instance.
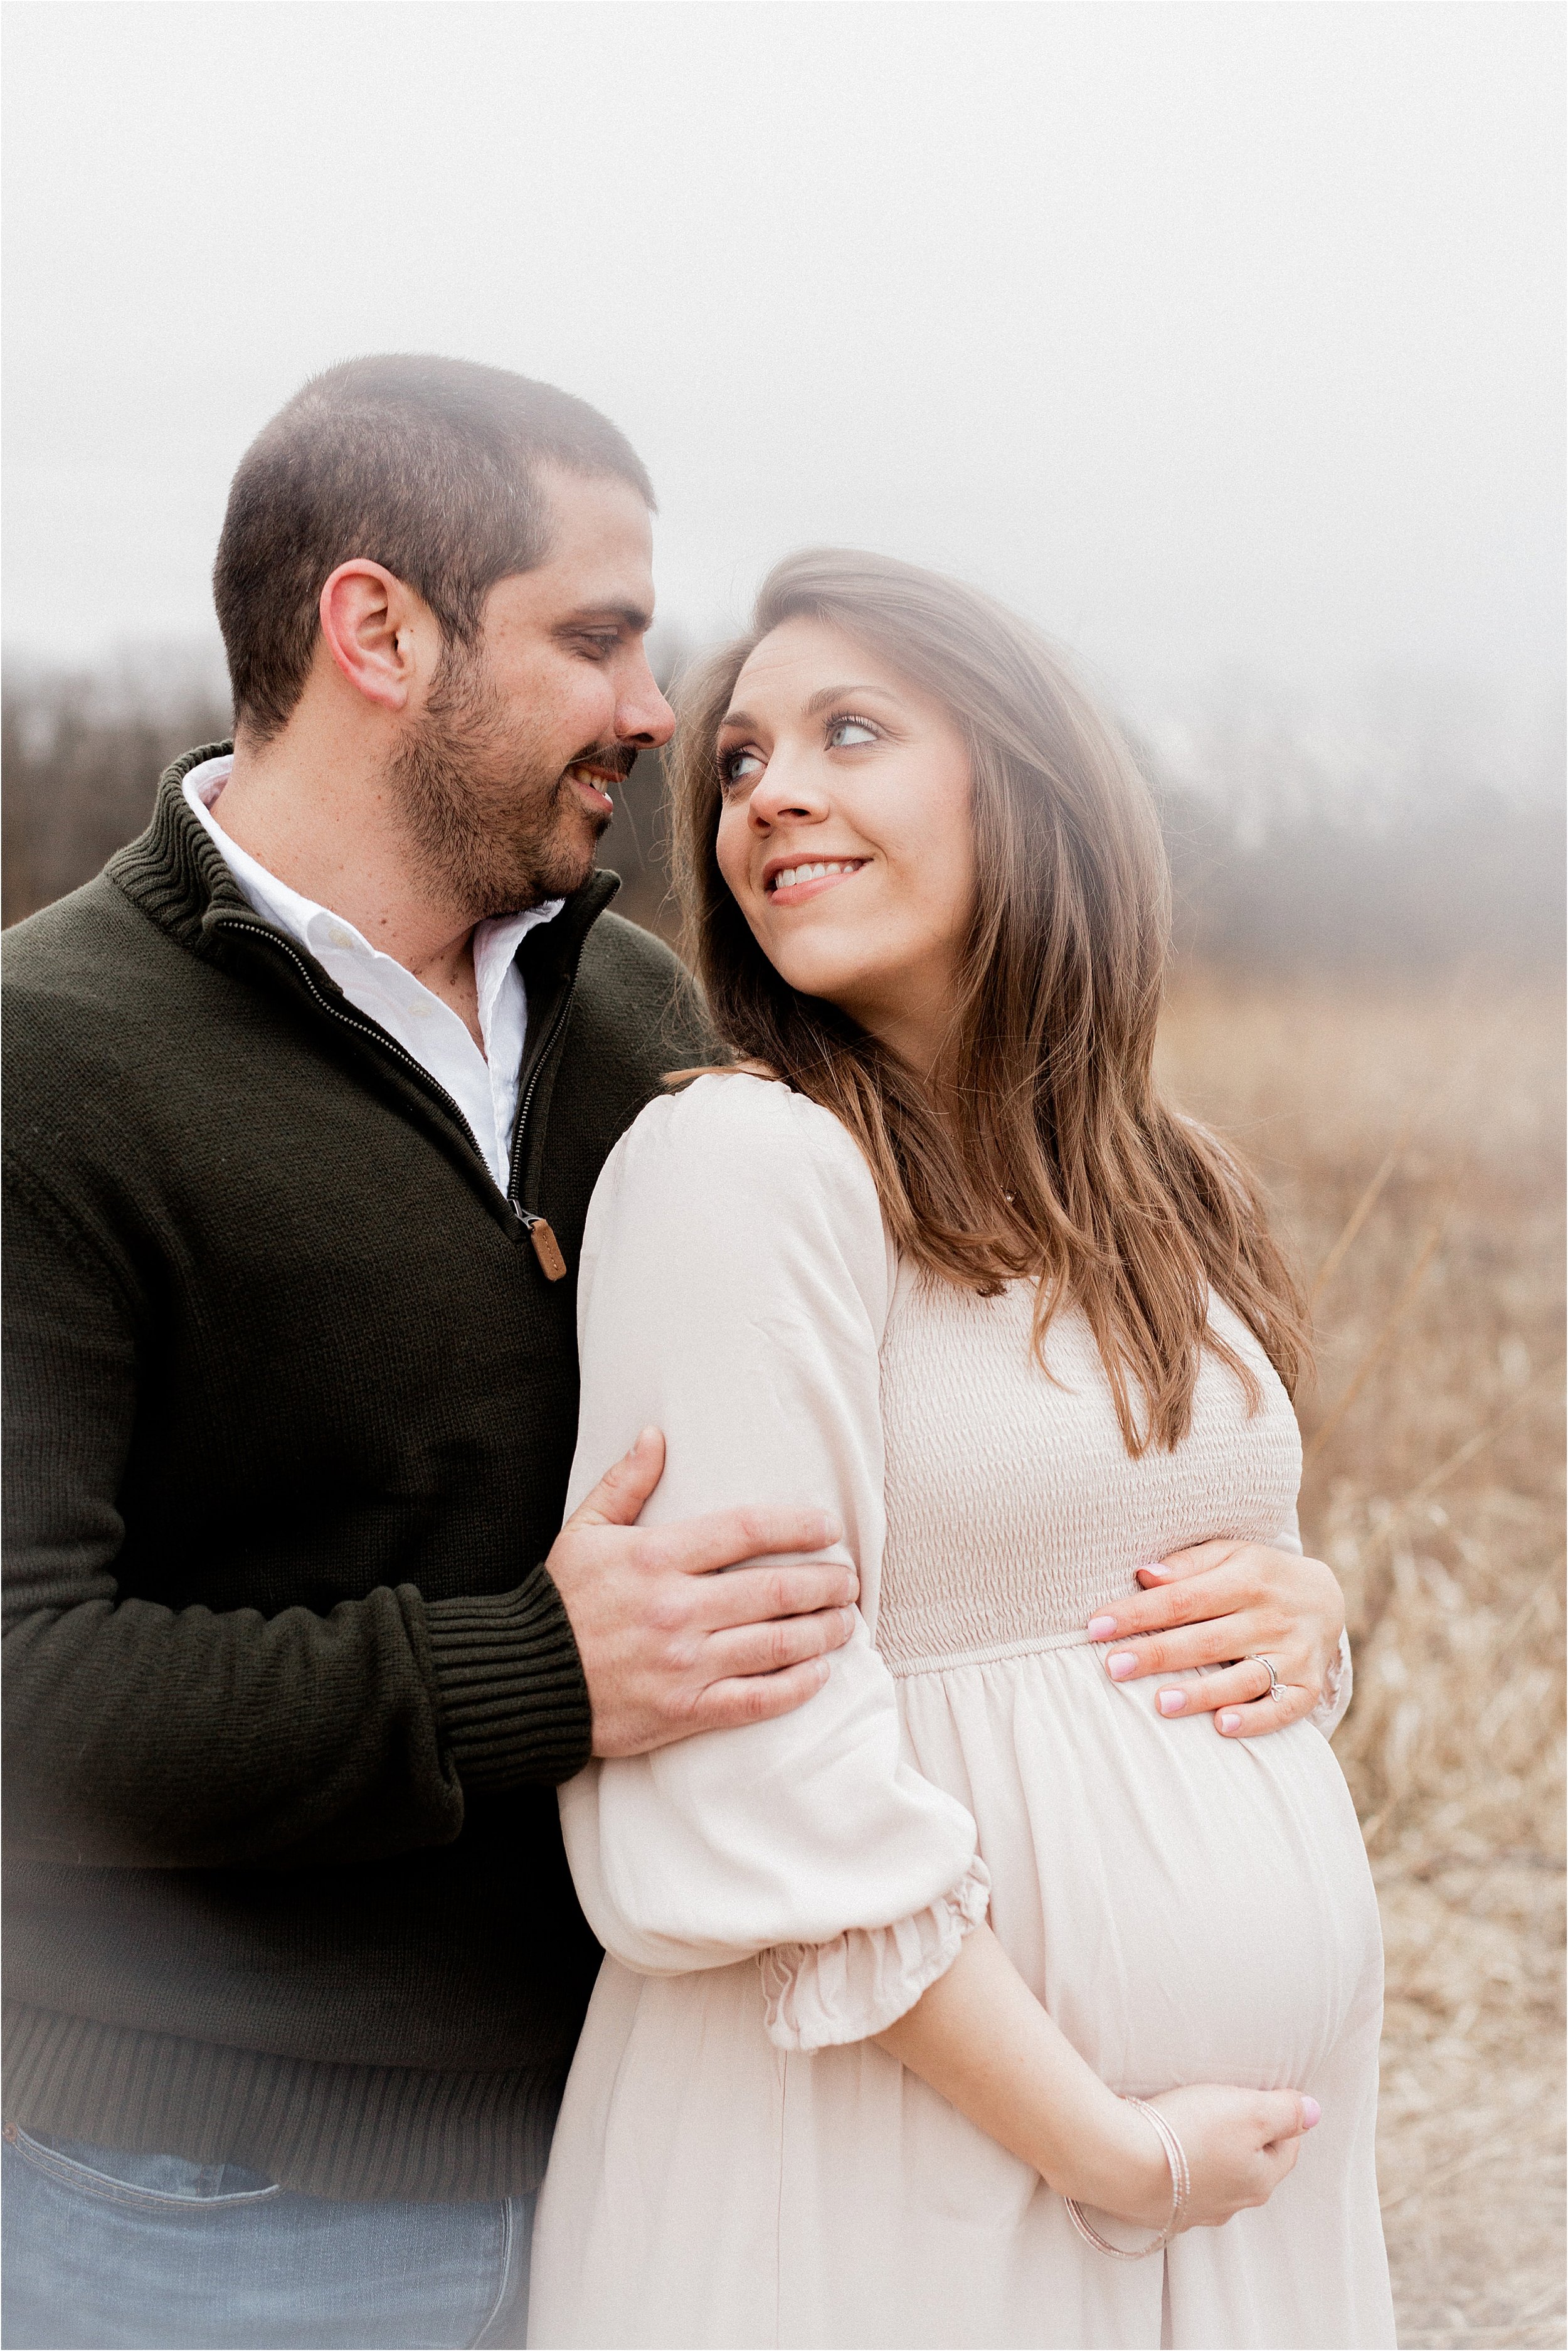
[575,634,619,660]
[721,748,765,790]
[827,716,879,748]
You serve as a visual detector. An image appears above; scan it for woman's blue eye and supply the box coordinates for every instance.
[723,748,765,788]
[828,717,878,748]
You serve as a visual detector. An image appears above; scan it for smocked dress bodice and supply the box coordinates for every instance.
[877,1269,1301,1677]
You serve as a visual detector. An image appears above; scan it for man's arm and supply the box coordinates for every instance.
[3,1170,854,1871]
[546,1426,858,1758]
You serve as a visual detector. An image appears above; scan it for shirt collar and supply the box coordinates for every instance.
[182,755,565,978]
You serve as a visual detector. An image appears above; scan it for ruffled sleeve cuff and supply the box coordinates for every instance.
[1311,1627,1353,1737]
[759,1856,991,2053]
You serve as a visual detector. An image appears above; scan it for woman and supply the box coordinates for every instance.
[528,553,1392,2349]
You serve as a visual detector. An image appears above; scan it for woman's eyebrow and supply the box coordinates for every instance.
[802,682,894,716]
[721,682,894,733]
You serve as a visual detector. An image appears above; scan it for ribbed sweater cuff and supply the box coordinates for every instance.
[423,1564,593,1791]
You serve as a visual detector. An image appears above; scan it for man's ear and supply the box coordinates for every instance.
[318,561,428,713]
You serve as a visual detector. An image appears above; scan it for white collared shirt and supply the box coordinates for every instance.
[184,756,564,1194]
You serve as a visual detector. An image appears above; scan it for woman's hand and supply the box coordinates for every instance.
[877,1924,1318,2240]
[1150,2084,1317,2231]
[1076,2083,1317,2232]
[1085,1540,1346,1738]
[1072,2088,1316,2229]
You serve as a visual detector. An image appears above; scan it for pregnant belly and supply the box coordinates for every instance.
[898,1643,1384,2094]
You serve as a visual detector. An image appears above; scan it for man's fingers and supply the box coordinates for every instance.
[565,1426,666,1530]
[691,1659,834,1733]
[562,1475,857,1757]
[688,1561,861,1627]
[645,1504,845,1579]
[704,1608,856,1682]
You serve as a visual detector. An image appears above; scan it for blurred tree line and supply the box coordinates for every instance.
[3,660,233,930]
[3,654,1562,975]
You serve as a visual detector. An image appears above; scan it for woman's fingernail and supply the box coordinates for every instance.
[1106,1652,1138,1681]
[1217,1709,1241,1733]
[1301,2096,1322,2129]
[1086,1615,1118,1640]
[1157,1689,1186,1716]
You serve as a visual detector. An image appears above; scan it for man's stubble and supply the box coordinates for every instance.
[389,640,617,920]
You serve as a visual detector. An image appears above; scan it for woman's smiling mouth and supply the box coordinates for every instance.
[763,857,869,903]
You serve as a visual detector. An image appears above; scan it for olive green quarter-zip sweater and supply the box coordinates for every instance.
[1,747,715,2202]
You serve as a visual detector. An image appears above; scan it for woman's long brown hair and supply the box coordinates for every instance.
[668,549,1310,1455]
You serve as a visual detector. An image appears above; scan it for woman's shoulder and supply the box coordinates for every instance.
[592,1073,892,1293]
[619,1070,874,1190]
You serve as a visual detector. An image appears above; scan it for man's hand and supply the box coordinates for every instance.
[544,1428,859,1758]
[1084,1541,1346,1737]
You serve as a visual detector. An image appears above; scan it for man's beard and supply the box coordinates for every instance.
[388,642,623,920]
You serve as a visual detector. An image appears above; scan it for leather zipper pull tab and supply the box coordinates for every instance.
[524,1215,568,1282]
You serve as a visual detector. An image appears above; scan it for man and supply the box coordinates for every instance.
[3,356,1345,2349]
[3,358,861,2349]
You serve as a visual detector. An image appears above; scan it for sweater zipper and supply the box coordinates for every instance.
[211,913,581,1281]
[505,935,591,1281]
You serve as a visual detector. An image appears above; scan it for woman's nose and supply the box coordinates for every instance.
[748,751,828,829]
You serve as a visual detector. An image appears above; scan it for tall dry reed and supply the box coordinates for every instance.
[1155,972,1565,2351]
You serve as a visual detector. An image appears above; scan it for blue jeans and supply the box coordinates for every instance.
[1,2128,533,2350]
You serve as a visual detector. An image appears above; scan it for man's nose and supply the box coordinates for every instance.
[615,652,676,750]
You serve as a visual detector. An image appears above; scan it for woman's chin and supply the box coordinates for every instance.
[764,947,870,1012]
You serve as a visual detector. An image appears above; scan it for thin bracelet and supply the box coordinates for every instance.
[1064,2096,1191,2259]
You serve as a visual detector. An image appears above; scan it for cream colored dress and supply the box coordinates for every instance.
[528,1076,1392,2351]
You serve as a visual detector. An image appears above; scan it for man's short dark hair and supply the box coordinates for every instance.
[213,355,656,740]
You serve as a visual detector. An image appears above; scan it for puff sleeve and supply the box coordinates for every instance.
[556,1075,986,2050]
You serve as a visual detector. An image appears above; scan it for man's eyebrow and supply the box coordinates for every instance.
[556,602,654,634]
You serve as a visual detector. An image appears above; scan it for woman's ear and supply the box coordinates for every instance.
[317,561,425,714]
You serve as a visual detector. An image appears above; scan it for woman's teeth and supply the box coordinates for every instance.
[770,859,866,893]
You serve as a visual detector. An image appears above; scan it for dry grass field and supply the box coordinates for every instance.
[1155,974,1565,2351]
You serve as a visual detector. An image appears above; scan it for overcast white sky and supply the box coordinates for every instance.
[4,1,1563,720]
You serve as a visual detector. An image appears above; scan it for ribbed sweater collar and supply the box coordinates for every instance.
[108,743,620,969]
